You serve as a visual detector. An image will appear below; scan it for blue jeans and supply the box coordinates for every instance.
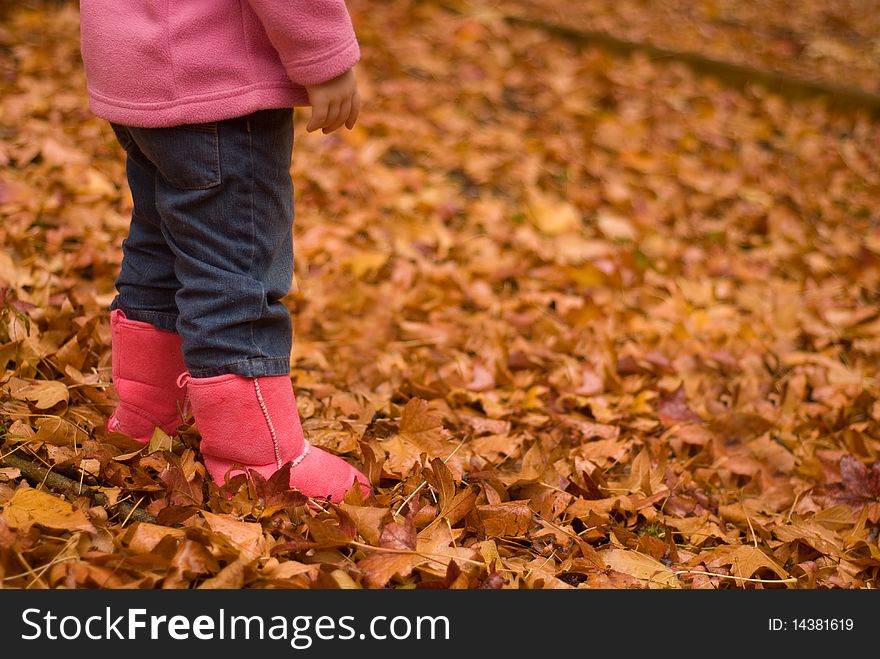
[110,109,294,378]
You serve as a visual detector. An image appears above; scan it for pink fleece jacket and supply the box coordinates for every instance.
[79,1,360,128]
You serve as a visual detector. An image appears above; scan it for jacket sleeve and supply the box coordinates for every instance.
[244,0,360,86]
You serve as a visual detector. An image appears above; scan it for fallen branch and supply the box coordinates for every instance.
[0,450,156,525]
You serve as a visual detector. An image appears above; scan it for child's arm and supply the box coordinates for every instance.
[244,0,361,132]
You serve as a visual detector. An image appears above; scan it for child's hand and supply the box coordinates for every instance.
[304,67,360,134]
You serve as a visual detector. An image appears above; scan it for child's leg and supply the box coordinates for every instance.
[106,126,188,441]
[122,110,368,502]
[111,125,181,331]
[124,111,294,378]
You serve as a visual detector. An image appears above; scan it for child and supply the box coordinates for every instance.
[78,1,370,502]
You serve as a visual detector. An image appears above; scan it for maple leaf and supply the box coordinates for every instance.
[380,398,448,475]
[708,545,792,585]
[159,460,203,507]
[398,397,446,454]
[248,463,309,514]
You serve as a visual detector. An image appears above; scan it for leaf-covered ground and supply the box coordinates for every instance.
[0,0,879,589]
[505,0,880,93]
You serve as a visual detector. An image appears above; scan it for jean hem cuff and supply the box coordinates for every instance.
[187,357,290,379]
[112,302,179,333]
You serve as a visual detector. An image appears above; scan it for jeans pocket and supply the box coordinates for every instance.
[130,122,222,190]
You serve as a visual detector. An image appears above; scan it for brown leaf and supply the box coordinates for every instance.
[657,384,703,425]
[380,517,417,550]
[569,470,605,500]
[472,501,533,537]
[397,398,446,455]
[202,511,267,563]
[710,545,791,583]
[338,504,390,546]
[426,484,479,533]
[269,535,319,557]
[168,539,220,580]
[838,455,880,502]
[600,548,680,589]
[597,211,637,241]
[13,380,69,409]
[248,464,309,513]
[198,559,246,589]
[357,552,416,589]
[478,570,505,589]
[156,505,199,526]
[159,459,204,507]
[358,440,385,487]
[2,486,95,533]
[304,513,356,548]
[527,191,580,235]
[0,467,21,482]
[32,417,89,447]
[708,412,775,441]
[558,415,620,440]
[423,457,456,510]
[120,522,185,554]
[257,559,319,585]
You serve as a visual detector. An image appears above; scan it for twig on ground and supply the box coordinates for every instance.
[0,449,157,524]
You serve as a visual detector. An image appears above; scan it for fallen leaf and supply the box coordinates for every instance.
[32,417,89,447]
[528,192,581,235]
[597,211,637,241]
[657,384,703,425]
[600,547,680,589]
[710,544,792,583]
[380,517,417,551]
[472,501,533,537]
[357,552,416,589]
[13,380,69,409]
[203,511,267,563]
[120,522,185,554]
[2,486,95,533]
[398,398,446,454]
[339,504,390,546]
[198,559,246,589]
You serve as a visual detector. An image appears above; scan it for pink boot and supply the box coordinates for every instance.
[106,309,188,443]
[183,373,370,503]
